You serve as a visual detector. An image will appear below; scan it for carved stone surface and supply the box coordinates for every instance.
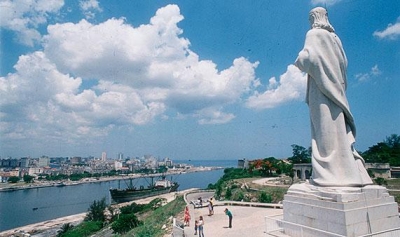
[282,7,400,236]
[295,7,372,187]
[283,183,400,237]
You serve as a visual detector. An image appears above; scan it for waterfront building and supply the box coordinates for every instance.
[237,159,249,169]
[28,167,43,176]
[114,161,123,170]
[165,157,173,167]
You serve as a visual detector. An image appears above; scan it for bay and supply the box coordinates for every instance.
[0,159,236,232]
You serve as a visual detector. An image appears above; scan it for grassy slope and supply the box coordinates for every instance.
[123,195,186,237]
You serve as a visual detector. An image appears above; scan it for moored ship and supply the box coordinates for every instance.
[109,175,179,203]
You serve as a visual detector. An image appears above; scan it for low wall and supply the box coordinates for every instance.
[184,189,283,209]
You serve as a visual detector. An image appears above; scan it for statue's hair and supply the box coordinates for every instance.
[309,7,335,32]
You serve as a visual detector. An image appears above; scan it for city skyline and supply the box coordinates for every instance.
[1,0,399,160]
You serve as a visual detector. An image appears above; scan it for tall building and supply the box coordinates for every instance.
[70,157,82,165]
[101,152,107,161]
[165,157,173,167]
[117,152,123,160]
[38,156,50,167]
[20,157,30,168]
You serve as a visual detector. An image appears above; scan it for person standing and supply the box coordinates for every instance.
[224,208,232,228]
[207,199,212,216]
[194,219,198,235]
[209,198,214,215]
[183,206,191,226]
[197,216,205,237]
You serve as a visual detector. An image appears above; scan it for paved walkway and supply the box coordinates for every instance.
[184,193,283,237]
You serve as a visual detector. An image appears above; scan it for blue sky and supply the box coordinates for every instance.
[0,0,399,160]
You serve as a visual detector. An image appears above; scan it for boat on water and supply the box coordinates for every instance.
[109,175,179,203]
[53,182,66,187]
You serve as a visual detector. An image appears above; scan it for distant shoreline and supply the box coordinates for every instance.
[0,166,224,192]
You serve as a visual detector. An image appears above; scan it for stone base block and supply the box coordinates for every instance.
[283,183,400,237]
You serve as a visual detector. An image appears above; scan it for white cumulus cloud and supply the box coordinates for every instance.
[373,17,400,40]
[1,4,262,145]
[79,0,102,19]
[42,5,260,124]
[0,0,64,46]
[311,0,342,6]
[245,65,307,109]
[355,64,382,82]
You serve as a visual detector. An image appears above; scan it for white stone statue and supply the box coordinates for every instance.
[295,7,372,187]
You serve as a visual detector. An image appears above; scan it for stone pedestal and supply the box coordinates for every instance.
[283,183,400,237]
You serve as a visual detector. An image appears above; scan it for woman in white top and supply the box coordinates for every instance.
[197,215,204,237]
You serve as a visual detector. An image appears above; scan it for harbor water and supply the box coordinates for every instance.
[0,159,236,232]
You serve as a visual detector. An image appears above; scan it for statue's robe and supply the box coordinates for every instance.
[295,28,372,187]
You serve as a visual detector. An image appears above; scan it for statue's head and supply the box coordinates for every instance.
[309,7,335,32]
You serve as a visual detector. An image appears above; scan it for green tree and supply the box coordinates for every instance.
[157,166,168,173]
[386,134,400,166]
[362,134,400,166]
[23,174,34,183]
[363,142,391,163]
[215,184,222,199]
[8,176,20,183]
[385,134,400,148]
[85,198,107,223]
[261,157,277,177]
[288,144,311,164]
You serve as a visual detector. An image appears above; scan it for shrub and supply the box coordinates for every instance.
[57,223,74,237]
[121,202,145,215]
[61,221,102,237]
[230,183,239,189]
[259,191,272,203]
[133,222,161,237]
[8,176,20,183]
[375,177,387,186]
[148,197,165,209]
[225,187,232,200]
[111,213,141,234]
[233,191,244,201]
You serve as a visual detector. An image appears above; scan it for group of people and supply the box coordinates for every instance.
[184,207,205,236]
[183,197,233,236]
